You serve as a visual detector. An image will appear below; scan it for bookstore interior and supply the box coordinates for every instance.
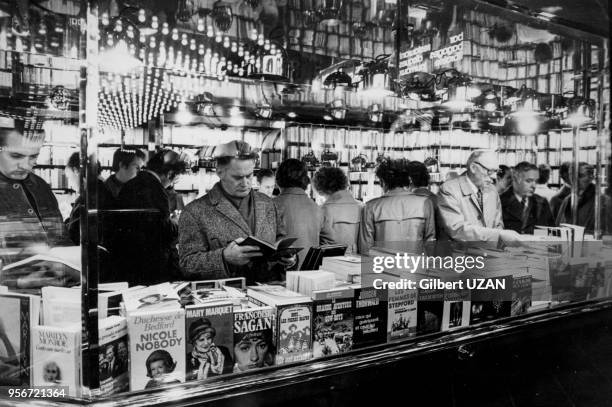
[0,0,610,405]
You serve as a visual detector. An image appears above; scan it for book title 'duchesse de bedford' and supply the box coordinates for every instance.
[133,314,183,351]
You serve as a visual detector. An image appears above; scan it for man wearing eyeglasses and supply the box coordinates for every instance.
[437,150,521,243]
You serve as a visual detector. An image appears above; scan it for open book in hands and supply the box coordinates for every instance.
[237,236,301,259]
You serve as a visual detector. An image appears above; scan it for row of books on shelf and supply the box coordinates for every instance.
[19,66,79,89]
[1,231,611,395]
[464,41,572,69]
[287,32,392,60]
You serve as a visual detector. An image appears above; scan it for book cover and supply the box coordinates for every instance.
[246,286,313,364]
[469,276,513,325]
[511,274,532,316]
[127,308,186,391]
[274,304,312,365]
[31,325,81,396]
[233,306,275,372]
[416,287,444,336]
[312,287,354,357]
[441,287,471,331]
[185,302,234,381]
[41,286,81,328]
[123,283,180,313]
[353,287,388,348]
[0,294,40,386]
[97,316,129,395]
[387,288,418,341]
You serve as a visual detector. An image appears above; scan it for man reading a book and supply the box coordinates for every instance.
[179,140,296,284]
[0,121,67,247]
[0,121,80,289]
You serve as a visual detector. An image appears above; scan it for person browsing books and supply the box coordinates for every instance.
[312,167,362,255]
[500,161,554,234]
[0,120,68,248]
[437,150,521,243]
[274,159,334,269]
[358,158,436,254]
[179,140,296,284]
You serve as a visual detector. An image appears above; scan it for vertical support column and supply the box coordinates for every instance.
[594,41,607,238]
[80,0,100,395]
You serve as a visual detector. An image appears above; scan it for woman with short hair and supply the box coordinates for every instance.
[313,167,362,254]
[274,159,334,269]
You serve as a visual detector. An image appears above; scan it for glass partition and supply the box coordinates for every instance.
[0,0,609,403]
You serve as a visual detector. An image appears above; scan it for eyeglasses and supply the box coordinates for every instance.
[473,161,497,176]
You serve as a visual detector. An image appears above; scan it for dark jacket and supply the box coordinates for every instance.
[556,184,612,234]
[65,178,113,245]
[0,171,67,250]
[550,185,571,220]
[320,190,362,254]
[179,183,286,284]
[274,187,334,269]
[359,189,436,254]
[500,187,555,234]
[115,171,179,280]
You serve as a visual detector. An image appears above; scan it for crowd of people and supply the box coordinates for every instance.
[0,121,610,287]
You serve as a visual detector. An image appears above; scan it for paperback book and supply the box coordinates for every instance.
[185,301,234,381]
[97,316,129,395]
[127,308,185,391]
[387,288,418,341]
[0,293,40,386]
[247,285,313,364]
[353,286,388,348]
[233,306,275,372]
[31,324,81,396]
[312,287,354,357]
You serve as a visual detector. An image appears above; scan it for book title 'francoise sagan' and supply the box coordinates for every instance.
[234,310,273,333]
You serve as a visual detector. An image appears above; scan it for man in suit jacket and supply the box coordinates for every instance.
[500,161,555,234]
[179,141,295,284]
[437,150,521,243]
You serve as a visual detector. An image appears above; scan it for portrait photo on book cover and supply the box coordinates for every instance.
[186,318,233,380]
[144,350,181,389]
[99,339,129,382]
[232,331,275,373]
[43,361,62,385]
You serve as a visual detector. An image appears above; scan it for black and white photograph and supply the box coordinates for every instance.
[0,0,610,405]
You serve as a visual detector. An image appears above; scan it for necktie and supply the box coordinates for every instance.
[477,189,483,212]
[521,196,529,232]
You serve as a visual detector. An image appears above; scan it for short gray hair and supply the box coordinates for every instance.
[466,149,496,168]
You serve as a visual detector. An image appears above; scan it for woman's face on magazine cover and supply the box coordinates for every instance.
[44,363,59,381]
[234,338,268,370]
[149,360,167,378]
[194,332,214,352]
